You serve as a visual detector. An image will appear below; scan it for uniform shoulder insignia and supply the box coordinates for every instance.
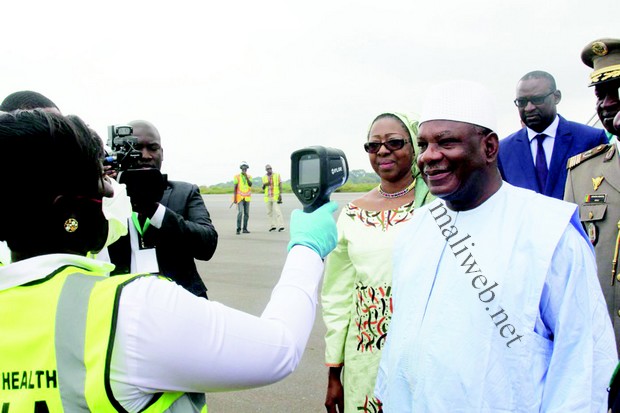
[566,144,611,169]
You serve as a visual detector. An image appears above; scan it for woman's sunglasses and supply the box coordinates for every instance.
[363,138,409,154]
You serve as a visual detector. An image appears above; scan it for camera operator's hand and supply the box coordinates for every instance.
[103,164,118,180]
[121,168,165,219]
[287,201,338,259]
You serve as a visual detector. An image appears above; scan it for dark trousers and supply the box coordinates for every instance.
[236,200,250,231]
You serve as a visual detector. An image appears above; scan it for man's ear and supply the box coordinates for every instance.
[51,195,108,255]
[483,132,500,163]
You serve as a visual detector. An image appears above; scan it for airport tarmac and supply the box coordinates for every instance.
[199,192,356,412]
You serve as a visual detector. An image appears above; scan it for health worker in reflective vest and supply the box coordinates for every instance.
[0,110,338,412]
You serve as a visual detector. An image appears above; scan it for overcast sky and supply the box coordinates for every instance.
[3,0,618,186]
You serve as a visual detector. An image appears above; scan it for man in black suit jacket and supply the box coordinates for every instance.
[498,70,608,199]
[108,120,218,298]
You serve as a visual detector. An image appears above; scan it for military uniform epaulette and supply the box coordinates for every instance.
[566,144,612,169]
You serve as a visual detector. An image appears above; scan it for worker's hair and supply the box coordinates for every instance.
[0,110,106,254]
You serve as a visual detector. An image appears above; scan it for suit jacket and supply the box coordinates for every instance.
[108,179,218,298]
[565,143,620,353]
[499,115,608,199]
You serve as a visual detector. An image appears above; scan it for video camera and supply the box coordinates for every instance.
[104,124,165,206]
[291,146,349,212]
[104,125,142,172]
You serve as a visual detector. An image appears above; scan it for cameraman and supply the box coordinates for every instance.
[107,120,217,299]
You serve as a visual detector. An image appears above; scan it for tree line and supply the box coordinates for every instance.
[200,169,380,194]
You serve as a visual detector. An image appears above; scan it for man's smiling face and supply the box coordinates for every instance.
[417,120,491,210]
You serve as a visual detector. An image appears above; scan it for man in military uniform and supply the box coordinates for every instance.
[564,38,620,351]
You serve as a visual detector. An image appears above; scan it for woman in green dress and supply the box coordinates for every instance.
[322,112,433,412]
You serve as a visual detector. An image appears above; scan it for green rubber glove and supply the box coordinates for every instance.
[287,201,338,258]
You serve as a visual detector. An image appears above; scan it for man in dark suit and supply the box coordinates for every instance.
[108,120,218,299]
[498,70,608,199]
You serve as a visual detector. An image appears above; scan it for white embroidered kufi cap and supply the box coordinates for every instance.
[419,79,497,132]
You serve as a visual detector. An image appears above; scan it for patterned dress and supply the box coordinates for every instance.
[321,200,416,413]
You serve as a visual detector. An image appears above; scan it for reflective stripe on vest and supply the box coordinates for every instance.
[0,268,207,412]
[56,273,96,411]
[262,173,280,201]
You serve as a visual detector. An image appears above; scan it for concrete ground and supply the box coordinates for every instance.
[198,192,357,413]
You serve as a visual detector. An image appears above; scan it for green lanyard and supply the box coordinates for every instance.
[131,212,151,236]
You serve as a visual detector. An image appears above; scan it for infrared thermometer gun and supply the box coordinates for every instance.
[290,146,349,213]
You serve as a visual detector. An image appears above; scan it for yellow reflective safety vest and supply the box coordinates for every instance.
[262,173,281,202]
[0,267,207,412]
[234,174,252,203]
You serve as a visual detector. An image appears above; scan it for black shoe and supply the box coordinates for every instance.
[278,227,285,232]
[269,227,276,232]
[243,229,250,234]
[236,230,240,235]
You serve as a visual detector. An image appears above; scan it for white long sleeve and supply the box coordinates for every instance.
[111,245,324,412]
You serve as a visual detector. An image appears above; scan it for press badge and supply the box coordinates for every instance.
[128,220,160,274]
